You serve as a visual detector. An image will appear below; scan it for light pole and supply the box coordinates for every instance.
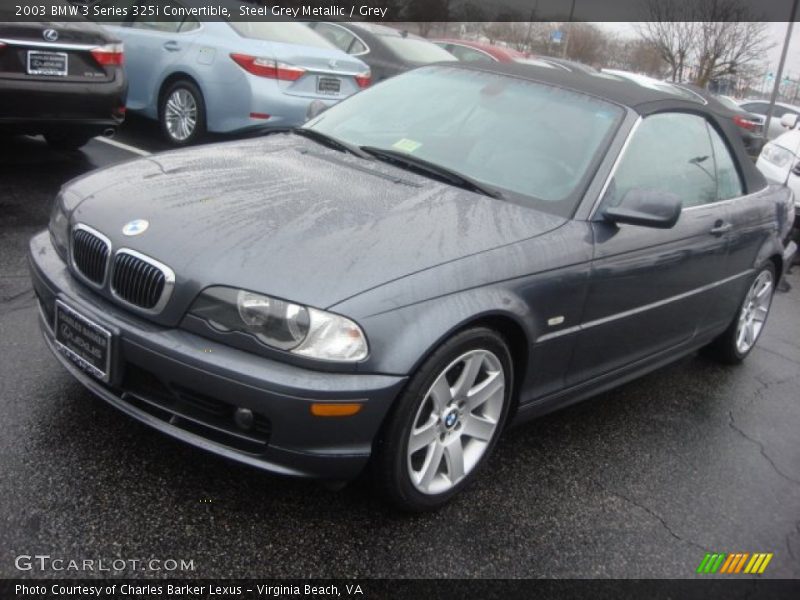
[765,0,799,136]
[562,0,577,59]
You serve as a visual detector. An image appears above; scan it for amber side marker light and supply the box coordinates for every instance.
[310,403,363,417]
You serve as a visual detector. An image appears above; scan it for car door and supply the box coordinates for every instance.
[567,112,733,384]
[113,8,198,112]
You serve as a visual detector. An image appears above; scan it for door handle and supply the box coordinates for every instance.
[163,41,180,52]
[709,222,733,235]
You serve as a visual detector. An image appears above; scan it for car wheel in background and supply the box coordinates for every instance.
[704,263,776,364]
[159,79,206,146]
[373,327,513,511]
[44,132,93,151]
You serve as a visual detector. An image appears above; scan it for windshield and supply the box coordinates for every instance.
[305,66,623,216]
[229,22,334,49]
[380,36,458,63]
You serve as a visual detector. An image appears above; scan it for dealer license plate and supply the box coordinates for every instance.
[27,51,68,76]
[317,76,341,94]
[54,300,112,382]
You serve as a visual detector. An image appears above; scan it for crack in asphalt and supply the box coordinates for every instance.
[1,285,34,304]
[592,479,709,552]
[727,410,800,486]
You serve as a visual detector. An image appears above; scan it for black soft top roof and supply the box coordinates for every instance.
[442,62,768,193]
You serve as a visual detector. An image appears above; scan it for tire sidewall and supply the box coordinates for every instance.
[376,327,514,511]
[159,80,206,146]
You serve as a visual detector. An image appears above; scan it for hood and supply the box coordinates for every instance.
[66,136,565,323]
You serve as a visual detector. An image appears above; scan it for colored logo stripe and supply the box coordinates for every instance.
[698,552,773,574]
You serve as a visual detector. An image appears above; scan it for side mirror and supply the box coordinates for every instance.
[306,100,329,121]
[603,189,682,229]
[780,113,798,129]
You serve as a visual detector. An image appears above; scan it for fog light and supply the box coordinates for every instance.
[234,407,254,430]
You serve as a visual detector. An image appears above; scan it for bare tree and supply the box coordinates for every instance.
[564,23,612,66]
[637,0,771,86]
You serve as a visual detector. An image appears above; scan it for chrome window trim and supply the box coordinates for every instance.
[313,22,371,57]
[587,116,642,220]
[589,114,770,220]
[443,42,497,62]
[0,38,97,51]
[70,223,112,290]
[110,248,176,315]
[536,269,753,343]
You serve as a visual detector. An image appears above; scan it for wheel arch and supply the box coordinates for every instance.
[157,71,205,119]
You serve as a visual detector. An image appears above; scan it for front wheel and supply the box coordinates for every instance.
[159,80,206,146]
[704,263,776,364]
[373,328,513,511]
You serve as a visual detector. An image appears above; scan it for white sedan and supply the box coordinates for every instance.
[756,114,800,224]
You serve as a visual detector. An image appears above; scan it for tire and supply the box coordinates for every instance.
[159,79,206,146]
[703,262,776,364]
[44,132,93,151]
[373,327,513,511]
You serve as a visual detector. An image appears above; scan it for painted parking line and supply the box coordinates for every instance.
[94,135,152,157]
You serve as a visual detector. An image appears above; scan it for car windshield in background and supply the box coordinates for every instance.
[380,36,459,63]
[229,22,334,49]
[305,66,623,216]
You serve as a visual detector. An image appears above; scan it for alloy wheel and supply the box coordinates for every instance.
[407,349,505,495]
[735,270,774,354]
[164,88,198,142]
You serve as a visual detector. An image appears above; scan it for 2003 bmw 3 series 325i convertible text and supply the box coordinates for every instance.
[30,63,796,510]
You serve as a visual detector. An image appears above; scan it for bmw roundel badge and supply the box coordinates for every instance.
[122,219,149,236]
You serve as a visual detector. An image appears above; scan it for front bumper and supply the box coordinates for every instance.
[28,231,406,480]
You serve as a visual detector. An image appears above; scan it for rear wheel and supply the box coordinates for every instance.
[44,132,93,151]
[159,79,206,146]
[704,263,776,364]
[373,328,512,511]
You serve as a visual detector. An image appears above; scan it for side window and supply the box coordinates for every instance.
[313,23,356,54]
[131,20,182,33]
[604,113,717,209]
[449,45,493,63]
[708,126,744,200]
[741,103,767,115]
[349,37,367,55]
[179,18,201,33]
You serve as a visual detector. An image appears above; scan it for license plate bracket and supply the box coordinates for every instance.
[317,76,341,95]
[54,300,113,382]
[27,50,68,76]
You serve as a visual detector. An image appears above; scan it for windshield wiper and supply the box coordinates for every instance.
[291,128,373,160]
[359,146,504,199]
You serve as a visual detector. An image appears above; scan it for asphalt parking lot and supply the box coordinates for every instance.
[1,125,799,579]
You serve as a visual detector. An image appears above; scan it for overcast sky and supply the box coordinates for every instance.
[596,22,800,81]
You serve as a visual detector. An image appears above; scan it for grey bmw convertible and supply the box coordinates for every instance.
[30,63,796,510]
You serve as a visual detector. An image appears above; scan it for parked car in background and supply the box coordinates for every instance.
[515,56,598,74]
[31,62,795,511]
[603,71,765,159]
[757,114,800,225]
[434,39,597,74]
[432,39,526,63]
[0,19,126,150]
[93,0,370,145]
[306,22,456,82]
[714,95,766,157]
[739,99,800,141]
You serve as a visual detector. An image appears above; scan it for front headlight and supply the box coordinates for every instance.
[761,143,795,168]
[189,287,368,362]
[49,194,69,260]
